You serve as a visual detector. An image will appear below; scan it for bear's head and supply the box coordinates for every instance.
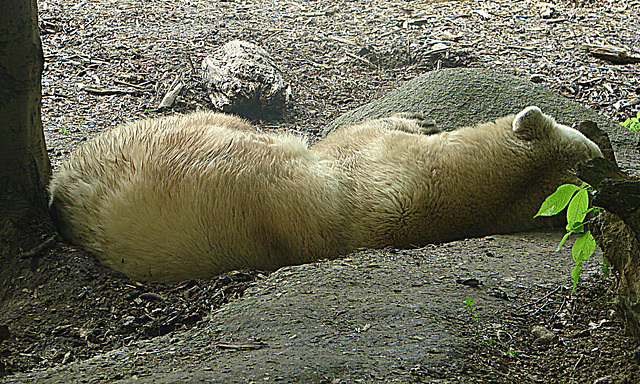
[512,106,603,163]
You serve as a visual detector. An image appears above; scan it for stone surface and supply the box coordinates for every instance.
[3,233,599,383]
[531,325,555,345]
[202,40,290,119]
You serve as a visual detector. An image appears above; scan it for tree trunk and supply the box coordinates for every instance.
[577,157,640,340]
[0,0,52,254]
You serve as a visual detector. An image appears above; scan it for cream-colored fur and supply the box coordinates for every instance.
[49,107,602,281]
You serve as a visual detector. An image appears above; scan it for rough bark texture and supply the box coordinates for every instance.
[573,120,618,165]
[0,1,53,376]
[0,0,52,252]
[0,2,54,357]
[578,158,640,340]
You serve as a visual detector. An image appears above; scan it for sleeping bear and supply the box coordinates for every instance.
[48,107,602,281]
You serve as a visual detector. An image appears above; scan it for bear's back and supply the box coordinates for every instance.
[49,112,352,281]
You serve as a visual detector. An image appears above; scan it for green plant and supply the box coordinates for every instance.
[463,297,479,318]
[621,110,640,132]
[462,297,480,335]
[535,182,610,293]
[462,298,519,356]
[58,126,69,134]
[488,338,521,357]
[505,347,518,357]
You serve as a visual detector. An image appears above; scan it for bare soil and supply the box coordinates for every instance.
[2,0,640,382]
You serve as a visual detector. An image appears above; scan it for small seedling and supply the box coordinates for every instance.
[621,110,640,132]
[463,299,520,356]
[463,297,480,335]
[463,297,478,318]
[488,337,521,357]
[58,126,69,134]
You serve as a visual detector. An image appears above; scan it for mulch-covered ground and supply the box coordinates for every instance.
[1,0,639,381]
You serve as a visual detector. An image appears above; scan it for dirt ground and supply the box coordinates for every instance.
[1,0,640,382]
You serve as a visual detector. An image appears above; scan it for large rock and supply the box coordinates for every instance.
[202,40,291,119]
[323,68,638,173]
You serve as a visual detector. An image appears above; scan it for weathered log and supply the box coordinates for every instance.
[577,157,639,236]
[591,210,640,340]
[573,120,616,163]
[595,179,640,236]
[576,156,630,187]
[578,156,640,340]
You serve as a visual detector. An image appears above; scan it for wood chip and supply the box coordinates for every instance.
[345,51,373,66]
[82,86,142,96]
[139,292,166,302]
[529,74,545,83]
[407,17,435,26]
[426,43,450,55]
[456,278,482,287]
[327,35,358,45]
[157,80,184,109]
[582,43,640,64]
[472,10,491,20]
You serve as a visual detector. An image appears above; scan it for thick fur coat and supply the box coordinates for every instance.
[49,107,602,281]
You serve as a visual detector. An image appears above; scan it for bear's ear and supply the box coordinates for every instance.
[512,106,555,139]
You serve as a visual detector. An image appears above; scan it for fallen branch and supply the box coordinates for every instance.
[345,51,373,66]
[82,86,142,96]
[19,235,57,259]
[582,43,640,64]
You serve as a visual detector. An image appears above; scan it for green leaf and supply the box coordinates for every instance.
[506,348,520,357]
[622,115,640,132]
[571,263,582,294]
[463,297,476,310]
[572,231,596,264]
[535,184,580,217]
[566,221,585,234]
[556,232,572,251]
[566,189,589,227]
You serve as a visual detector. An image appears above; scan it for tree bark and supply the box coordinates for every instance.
[0,0,52,253]
[577,157,640,340]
